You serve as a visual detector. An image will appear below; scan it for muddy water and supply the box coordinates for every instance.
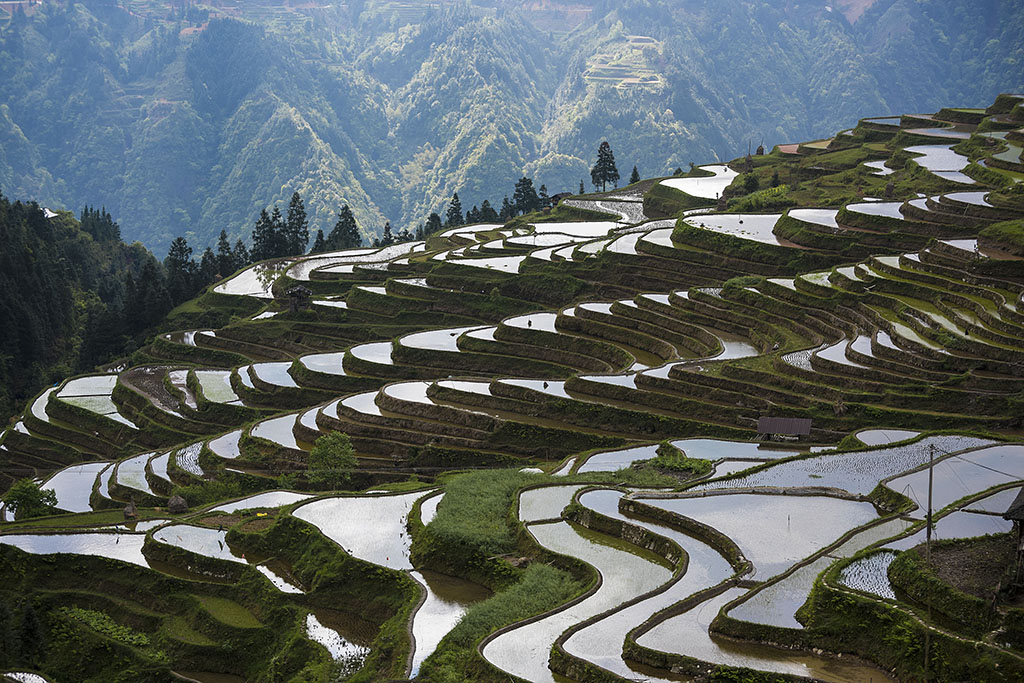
[638,494,880,579]
[409,569,491,675]
[729,518,912,628]
[699,435,995,495]
[519,485,587,522]
[43,462,108,513]
[0,532,149,567]
[305,612,371,671]
[639,587,893,682]
[482,520,673,683]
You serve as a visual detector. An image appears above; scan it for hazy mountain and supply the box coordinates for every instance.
[0,0,1021,252]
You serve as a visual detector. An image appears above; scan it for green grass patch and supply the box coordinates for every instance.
[979,218,1024,256]
[162,615,216,646]
[60,606,152,647]
[647,440,713,476]
[193,595,262,629]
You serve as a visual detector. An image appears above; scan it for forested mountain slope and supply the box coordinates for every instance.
[0,0,1021,252]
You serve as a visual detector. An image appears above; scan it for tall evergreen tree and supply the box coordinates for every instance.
[311,229,326,253]
[479,200,498,222]
[164,236,196,304]
[539,184,549,208]
[445,192,463,227]
[579,179,585,195]
[232,239,250,267]
[629,165,641,184]
[326,205,362,250]
[269,207,286,257]
[425,213,442,236]
[250,209,275,262]
[199,247,217,285]
[465,205,480,223]
[591,141,619,191]
[285,191,309,255]
[512,177,541,215]
[216,229,234,276]
[380,221,394,247]
[499,196,515,220]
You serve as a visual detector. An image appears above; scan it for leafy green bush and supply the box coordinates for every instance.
[60,607,151,647]
[646,440,713,476]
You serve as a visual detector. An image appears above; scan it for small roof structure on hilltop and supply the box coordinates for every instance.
[758,416,812,437]
[1003,488,1024,522]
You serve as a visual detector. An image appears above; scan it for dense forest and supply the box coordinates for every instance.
[0,0,1022,253]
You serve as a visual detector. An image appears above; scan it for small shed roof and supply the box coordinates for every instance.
[1003,488,1024,522]
[757,416,812,436]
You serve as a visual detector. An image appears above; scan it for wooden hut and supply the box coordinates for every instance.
[1003,488,1024,585]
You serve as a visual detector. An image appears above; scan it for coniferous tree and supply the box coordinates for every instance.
[269,207,286,257]
[630,165,641,184]
[479,200,498,222]
[380,221,394,247]
[164,236,196,304]
[398,227,413,242]
[465,205,479,224]
[327,206,362,250]
[539,184,549,208]
[590,141,619,191]
[445,192,463,227]
[285,191,309,255]
[250,209,275,261]
[425,213,442,236]
[513,177,541,215]
[579,179,585,195]
[499,196,515,220]
[232,239,250,267]
[216,229,234,276]
[311,229,326,253]
[199,247,217,285]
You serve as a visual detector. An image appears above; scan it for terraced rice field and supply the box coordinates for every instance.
[2,94,1023,682]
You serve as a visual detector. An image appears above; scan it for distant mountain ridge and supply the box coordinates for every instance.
[0,0,1021,253]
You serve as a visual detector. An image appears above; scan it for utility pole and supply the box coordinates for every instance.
[923,442,935,682]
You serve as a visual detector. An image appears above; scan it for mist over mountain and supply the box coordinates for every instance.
[0,0,1021,253]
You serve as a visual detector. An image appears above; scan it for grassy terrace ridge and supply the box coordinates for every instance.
[1,93,1024,682]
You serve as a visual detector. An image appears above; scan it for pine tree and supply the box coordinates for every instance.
[216,229,234,277]
[270,207,286,257]
[285,191,309,255]
[590,141,619,192]
[479,199,498,222]
[327,205,362,250]
[629,165,641,184]
[425,213,442,235]
[199,247,217,286]
[579,179,585,195]
[380,221,394,247]
[232,239,250,267]
[499,196,515,220]
[250,209,275,262]
[512,177,540,215]
[311,229,326,253]
[539,184,549,208]
[445,192,463,227]
[465,205,479,224]
[164,236,196,304]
